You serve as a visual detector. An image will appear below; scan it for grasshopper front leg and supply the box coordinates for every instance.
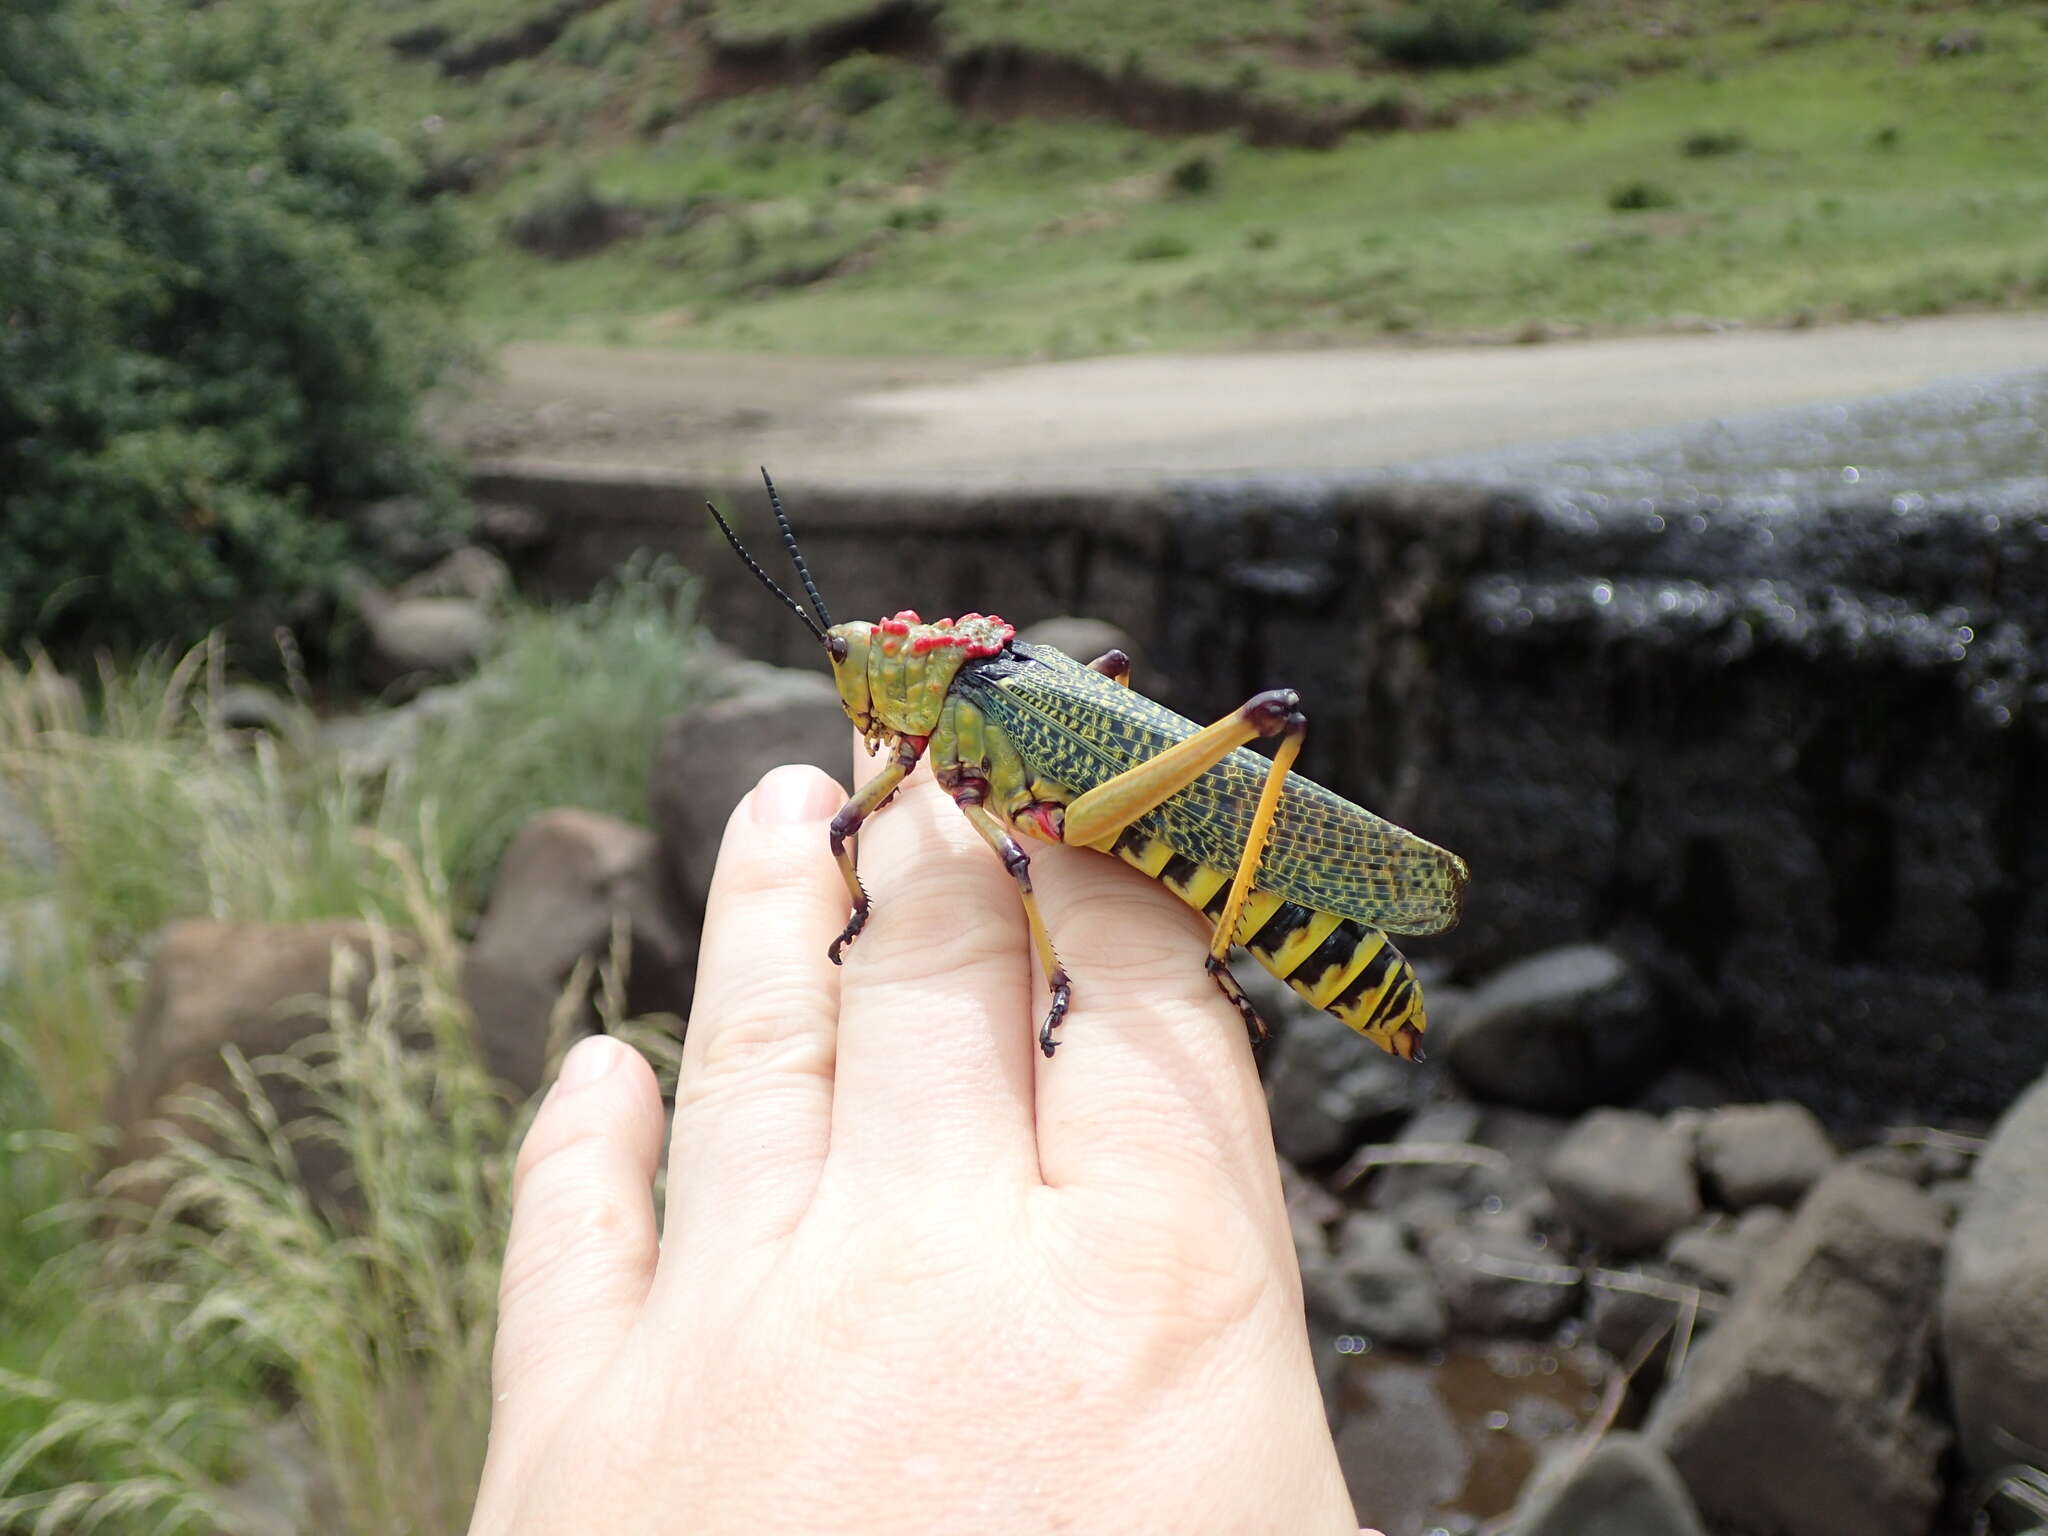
[827,734,924,963]
[951,791,1074,1056]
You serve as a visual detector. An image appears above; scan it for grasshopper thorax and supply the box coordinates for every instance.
[825,609,1016,746]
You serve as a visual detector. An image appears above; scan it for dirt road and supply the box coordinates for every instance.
[454,313,2048,488]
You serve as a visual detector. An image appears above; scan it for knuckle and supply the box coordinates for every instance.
[681,981,838,1106]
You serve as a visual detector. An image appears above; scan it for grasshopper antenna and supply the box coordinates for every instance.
[707,500,826,642]
[761,467,834,631]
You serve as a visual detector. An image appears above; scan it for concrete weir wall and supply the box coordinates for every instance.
[474,461,2048,1128]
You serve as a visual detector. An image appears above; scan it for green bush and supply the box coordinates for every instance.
[0,0,470,656]
[1366,0,1535,68]
[1609,178,1678,211]
[1681,127,1749,157]
[1129,233,1194,261]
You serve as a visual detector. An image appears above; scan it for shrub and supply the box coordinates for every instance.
[823,51,903,116]
[505,171,636,258]
[1366,0,1535,68]
[1129,233,1194,261]
[1168,152,1219,197]
[0,0,470,656]
[1609,179,1677,211]
[1681,127,1748,157]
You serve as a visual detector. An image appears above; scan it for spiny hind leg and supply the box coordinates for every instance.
[827,736,922,964]
[1087,649,1132,687]
[1063,687,1301,851]
[953,793,1073,1056]
[1204,956,1269,1047]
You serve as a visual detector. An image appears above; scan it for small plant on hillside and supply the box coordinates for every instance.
[1129,233,1194,261]
[506,171,638,258]
[1609,179,1677,212]
[1681,127,1748,157]
[1168,152,1219,197]
[1364,0,1535,68]
[823,51,902,116]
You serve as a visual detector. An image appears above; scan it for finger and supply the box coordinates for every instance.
[824,732,1039,1193]
[664,763,846,1254]
[489,1034,666,1449]
[1027,839,1284,1219]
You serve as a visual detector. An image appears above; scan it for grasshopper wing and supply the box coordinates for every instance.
[957,643,1468,936]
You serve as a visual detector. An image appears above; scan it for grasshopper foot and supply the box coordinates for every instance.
[828,899,870,965]
[1205,956,1269,1047]
[1038,966,1073,1057]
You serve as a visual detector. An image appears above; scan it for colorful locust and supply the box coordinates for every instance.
[709,471,1470,1060]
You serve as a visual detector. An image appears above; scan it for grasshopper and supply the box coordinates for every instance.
[709,471,1470,1060]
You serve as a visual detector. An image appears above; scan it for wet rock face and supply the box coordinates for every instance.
[482,377,2048,1126]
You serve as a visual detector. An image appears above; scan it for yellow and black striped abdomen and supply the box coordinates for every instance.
[1107,827,1426,1058]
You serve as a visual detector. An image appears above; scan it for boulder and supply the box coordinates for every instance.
[1663,1206,1787,1294]
[1442,945,1668,1114]
[1647,1165,1950,1536]
[1302,1213,1447,1348]
[0,897,63,989]
[651,663,851,915]
[1546,1109,1702,1254]
[393,546,513,607]
[1424,1223,1580,1335]
[1512,1433,1706,1536]
[0,777,58,875]
[107,920,554,1211]
[1695,1101,1837,1209]
[1264,1000,1439,1168]
[341,569,497,685]
[212,683,304,741]
[469,807,694,1028]
[1942,1071,2048,1479]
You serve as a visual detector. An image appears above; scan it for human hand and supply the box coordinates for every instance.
[468,745,1371,1535]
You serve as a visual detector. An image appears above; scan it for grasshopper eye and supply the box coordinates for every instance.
[825,635,849,663]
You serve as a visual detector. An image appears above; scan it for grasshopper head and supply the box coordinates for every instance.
[823,622,875,739]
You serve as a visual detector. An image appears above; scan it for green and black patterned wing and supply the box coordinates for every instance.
[955,643,1469,935]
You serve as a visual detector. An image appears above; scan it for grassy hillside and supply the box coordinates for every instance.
[274,0,2046,354]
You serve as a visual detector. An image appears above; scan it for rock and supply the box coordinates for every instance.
[107,920,554,1211]
[1647,1166,1949,1536]
[342,570,497,684]
[1331,1358,1471,1536]
[1663,1206,1787,1293]
[651,664,851,915]
[1425,1223,1580,1334]
[320,681,477,780]
[0,777,58,874]
[1302,1213,1448,1348]
[469,808,694,1029]
[1695,1101,1837,1209]
[1265,1002,1439,1168]
[1443,945,1668,1114]
[351,496,461,568]
[393,546,512,607]
[474,500,553,553]
[1942,1071,2048,1479]
[213,683,303,741]
[1546,1110,1702,1253]
[1014,615,1136,671]
[0,897,64,987]
[1588,1262,1701,1367]
[1512,1433,1706,1536]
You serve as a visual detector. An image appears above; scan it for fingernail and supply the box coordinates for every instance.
[749,764,839,824]
[557,1034,623,1090]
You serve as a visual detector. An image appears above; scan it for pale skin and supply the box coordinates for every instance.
[468,743,1382,1536]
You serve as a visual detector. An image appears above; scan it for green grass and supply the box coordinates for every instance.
[186,0,2048,358]
[0,568,709,1530]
